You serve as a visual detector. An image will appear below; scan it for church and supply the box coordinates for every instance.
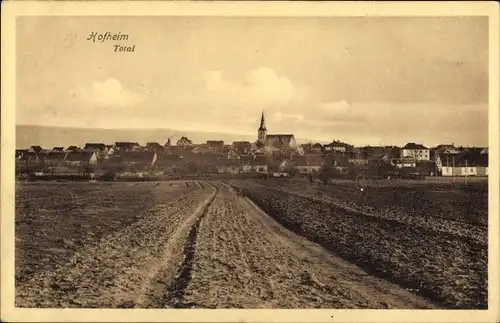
[257,111,296,150]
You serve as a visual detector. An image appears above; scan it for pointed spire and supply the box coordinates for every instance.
[259,110,267,131]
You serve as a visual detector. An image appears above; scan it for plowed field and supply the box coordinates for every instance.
[229,179,488,309]
[16,179,484,308]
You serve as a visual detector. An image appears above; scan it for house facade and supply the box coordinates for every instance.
[293,155,323,174]
[437,151,488,177]
[323,140,353,154]
[146,142,164,152]
[401,143,430,161]
[176,136,193,147]
[391,157,417,169]
[240,155,268,173]
[121,151,158,172]
[64,151,98,167]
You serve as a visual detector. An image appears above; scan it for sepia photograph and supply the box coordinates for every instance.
[1,1,499,323]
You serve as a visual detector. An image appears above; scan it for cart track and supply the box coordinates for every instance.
[183,183,436,309]
[163,182,219,308]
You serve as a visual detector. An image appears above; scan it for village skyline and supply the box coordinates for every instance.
[15,122,488,150]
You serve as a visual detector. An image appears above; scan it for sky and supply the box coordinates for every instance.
[16,16,489,146]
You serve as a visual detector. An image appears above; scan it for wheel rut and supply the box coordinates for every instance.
[163,182,219,308]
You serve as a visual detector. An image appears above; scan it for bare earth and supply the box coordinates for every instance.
[16,181,442,308]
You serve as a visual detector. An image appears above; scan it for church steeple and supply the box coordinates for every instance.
[257,110,267,144]
[259,111,267,131]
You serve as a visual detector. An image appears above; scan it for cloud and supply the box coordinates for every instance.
[70,78,142,108]
[201,67,308,110]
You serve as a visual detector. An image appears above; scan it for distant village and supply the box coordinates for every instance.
[15,112,489,180]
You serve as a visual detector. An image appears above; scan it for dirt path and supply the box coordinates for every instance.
[183,182,436,309]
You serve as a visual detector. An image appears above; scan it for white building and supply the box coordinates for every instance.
[401,143,430,161]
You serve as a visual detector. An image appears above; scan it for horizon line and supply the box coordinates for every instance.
[15,123,489,148]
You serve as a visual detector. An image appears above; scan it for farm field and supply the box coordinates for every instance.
[229,178,488,309]
[15,179,486,308]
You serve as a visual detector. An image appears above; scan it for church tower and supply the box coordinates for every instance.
[257,111,267,144]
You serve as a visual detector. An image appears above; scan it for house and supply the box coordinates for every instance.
[323,140,353,154]
[249,155,268,173]
[115,142,139,151]
[16,149,28,161]
[84,143,109,161]
[437,151,488,176]
[384,146,401,160]
[207,140,224,152]
[293,155,324,174]
[401,143,430,161]
[105,145,115,156]
[28,145,43,153]
[132,144,145,151]
[176,136,193,147]
[311,143,323,154]
[232,141,253,154]
[189,154,223,174]
[347,148,367,165]
[192,144,212,154]
[121,151,157,172]
[299,143,323,154]
[432,144,459,153]
[430,144,460,160]
[146,142,164,152]
[66,146,81,152]
[240,155,268,174]
[64,151,98,167]
[155,153,184,173]
[52,147,65,152]
[363,146,399,164]
[265,135,297,150]
[391,157,417,169]
[84,143,106,151]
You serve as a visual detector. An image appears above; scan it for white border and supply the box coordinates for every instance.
[1,2,499,323]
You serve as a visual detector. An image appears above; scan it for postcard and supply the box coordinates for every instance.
[1,1,499,322]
